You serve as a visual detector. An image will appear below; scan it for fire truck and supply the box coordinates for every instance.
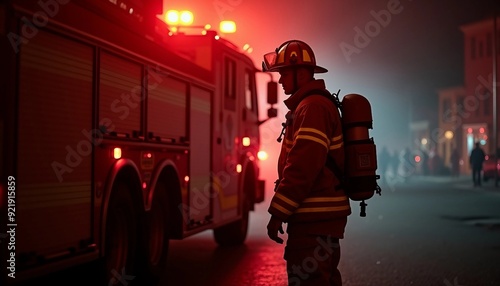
[0,0,277,284]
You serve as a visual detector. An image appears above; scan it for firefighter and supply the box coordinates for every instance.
[263,40,351,286]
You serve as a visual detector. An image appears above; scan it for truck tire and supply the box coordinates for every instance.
[147,180,170,280]
[105,182,140,285]
[213,194,250,246]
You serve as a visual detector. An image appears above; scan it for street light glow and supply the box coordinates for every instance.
[444,130,454,139]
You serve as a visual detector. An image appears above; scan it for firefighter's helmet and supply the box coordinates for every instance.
[262,40,328,73]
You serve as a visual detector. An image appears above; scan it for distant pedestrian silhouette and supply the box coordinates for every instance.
[469,142,485,186]
[421,150,429,175]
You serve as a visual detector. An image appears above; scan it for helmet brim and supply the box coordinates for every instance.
[312,66,328,73]
[264,64,328,73]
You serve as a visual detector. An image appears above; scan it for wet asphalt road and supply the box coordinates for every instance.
[163,175,500,286]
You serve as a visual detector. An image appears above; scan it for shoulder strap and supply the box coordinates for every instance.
[304,88,346,186]
[326,153,346,188]
[303,88,342,110]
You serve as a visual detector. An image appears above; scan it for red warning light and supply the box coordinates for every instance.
[220,20,236,33]
[414,155,421,163]
[165,10,194,26]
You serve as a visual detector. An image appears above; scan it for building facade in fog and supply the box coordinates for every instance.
[437,86,466,172]
[437,17,500,174]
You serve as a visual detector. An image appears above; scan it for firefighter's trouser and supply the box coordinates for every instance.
[284,234,341,286]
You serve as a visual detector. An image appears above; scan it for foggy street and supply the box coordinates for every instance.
[162,175,500,286]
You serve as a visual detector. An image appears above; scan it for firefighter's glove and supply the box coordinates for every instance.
[267,216,284,244]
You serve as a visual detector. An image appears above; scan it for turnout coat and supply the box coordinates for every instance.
[268,79,351,237]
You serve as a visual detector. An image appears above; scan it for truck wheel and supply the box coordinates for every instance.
[213,194,250,246]
[148,181,170,280]
[105,182,139,285]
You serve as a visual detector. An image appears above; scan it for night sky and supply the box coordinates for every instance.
[164,0,499,157]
